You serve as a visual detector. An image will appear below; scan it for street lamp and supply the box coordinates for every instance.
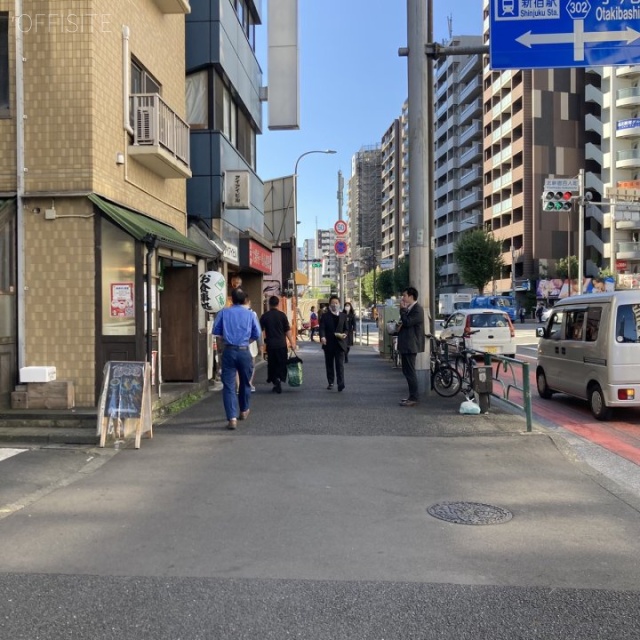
[293,149,336,273]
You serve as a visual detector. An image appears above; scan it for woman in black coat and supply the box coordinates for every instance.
[343,303,357,363]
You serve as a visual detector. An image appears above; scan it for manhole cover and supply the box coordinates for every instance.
[427,501,513,525]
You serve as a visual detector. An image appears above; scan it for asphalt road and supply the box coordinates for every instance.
[1,341,640,639]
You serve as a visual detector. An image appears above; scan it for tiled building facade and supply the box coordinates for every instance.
[0,1,215,408]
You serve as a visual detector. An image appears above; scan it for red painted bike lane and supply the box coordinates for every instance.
[496,355,640,466]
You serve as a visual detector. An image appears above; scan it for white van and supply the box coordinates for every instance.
[535,290,640,420]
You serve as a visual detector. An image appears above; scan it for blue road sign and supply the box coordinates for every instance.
[490,0,640,70]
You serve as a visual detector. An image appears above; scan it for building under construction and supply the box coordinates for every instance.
[346,146,383,300]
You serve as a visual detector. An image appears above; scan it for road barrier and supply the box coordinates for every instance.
[480,352,533,432]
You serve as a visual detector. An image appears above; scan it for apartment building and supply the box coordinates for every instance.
[433,36,484,292]
[0,1,221,409]
[317,228,338,288]
[588,66,640,285]
[482,0,586,296]
[380,101,409,267]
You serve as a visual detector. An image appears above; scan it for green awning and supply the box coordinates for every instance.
[89,194,217,258]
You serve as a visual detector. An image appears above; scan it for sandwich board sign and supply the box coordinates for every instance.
[97,361,153,449]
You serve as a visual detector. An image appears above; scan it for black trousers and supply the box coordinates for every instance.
[266,347,287,384]
[324,348,345,387]
[401,352,418,401]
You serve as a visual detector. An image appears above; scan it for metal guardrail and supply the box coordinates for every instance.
[352,328,532,431]
[479,351,533,432]
[435,339,533,431]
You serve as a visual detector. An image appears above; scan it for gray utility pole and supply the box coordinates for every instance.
[398,8,489,393]
[578,167,585,287]
[401,0,432,394]
[337,170,344,302]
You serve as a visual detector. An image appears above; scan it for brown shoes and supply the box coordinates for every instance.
[399,399,418,407]
[227,419,238,430]
[239,409,250,420]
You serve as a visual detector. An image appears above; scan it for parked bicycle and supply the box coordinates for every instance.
[451,333,483,402]
[426,334,462,397]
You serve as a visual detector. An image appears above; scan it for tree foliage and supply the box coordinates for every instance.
[362,269,376,303]
[355,256,412,306]
[376,269,395,300]
[454,230,504,294]
[394,257,410,293]
[555,255,579,280]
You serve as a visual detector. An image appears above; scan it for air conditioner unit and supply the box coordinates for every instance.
[135,107,155,144]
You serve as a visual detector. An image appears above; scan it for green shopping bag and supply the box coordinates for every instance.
[286,351,303,387]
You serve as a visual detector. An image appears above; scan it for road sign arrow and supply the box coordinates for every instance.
[588,26,640,45]
[516,30,573,48]
[517,26,640,49]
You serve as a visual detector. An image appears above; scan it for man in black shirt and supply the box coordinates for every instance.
[260,296,293,393]
[319,295,349,391]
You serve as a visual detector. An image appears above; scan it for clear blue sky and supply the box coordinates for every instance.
[256,0,484,249]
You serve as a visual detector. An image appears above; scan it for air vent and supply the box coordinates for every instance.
[136,108,154,144]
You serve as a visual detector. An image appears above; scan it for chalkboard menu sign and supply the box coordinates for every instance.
[97,361,153,449]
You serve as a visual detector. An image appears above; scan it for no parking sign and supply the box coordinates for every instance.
[334,239,348,256]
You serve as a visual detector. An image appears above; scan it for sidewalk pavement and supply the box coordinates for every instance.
[2,341,640,521]
[1,342,640,637]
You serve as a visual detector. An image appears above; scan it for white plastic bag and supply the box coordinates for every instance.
[459,400,481,415]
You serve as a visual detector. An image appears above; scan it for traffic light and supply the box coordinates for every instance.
[543,191,573,211]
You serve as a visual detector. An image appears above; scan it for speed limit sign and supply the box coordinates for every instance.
[334,220,348,236]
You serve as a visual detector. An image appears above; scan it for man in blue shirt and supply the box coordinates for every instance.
[213,287,261,429]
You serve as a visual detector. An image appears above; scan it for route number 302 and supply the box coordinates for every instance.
[566,1,591,18]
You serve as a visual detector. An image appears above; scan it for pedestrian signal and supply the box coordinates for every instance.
[543,191,573,211]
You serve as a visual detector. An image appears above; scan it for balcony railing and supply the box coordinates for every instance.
[617,242,640,259]
[616,86,640,109]
[616,148,640,170]
[129,93,191,179]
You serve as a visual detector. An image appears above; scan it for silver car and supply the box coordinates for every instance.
[439,310,517,358]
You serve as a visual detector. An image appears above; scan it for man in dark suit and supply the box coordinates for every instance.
[397,286,425,406]
[319,295,349,391]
